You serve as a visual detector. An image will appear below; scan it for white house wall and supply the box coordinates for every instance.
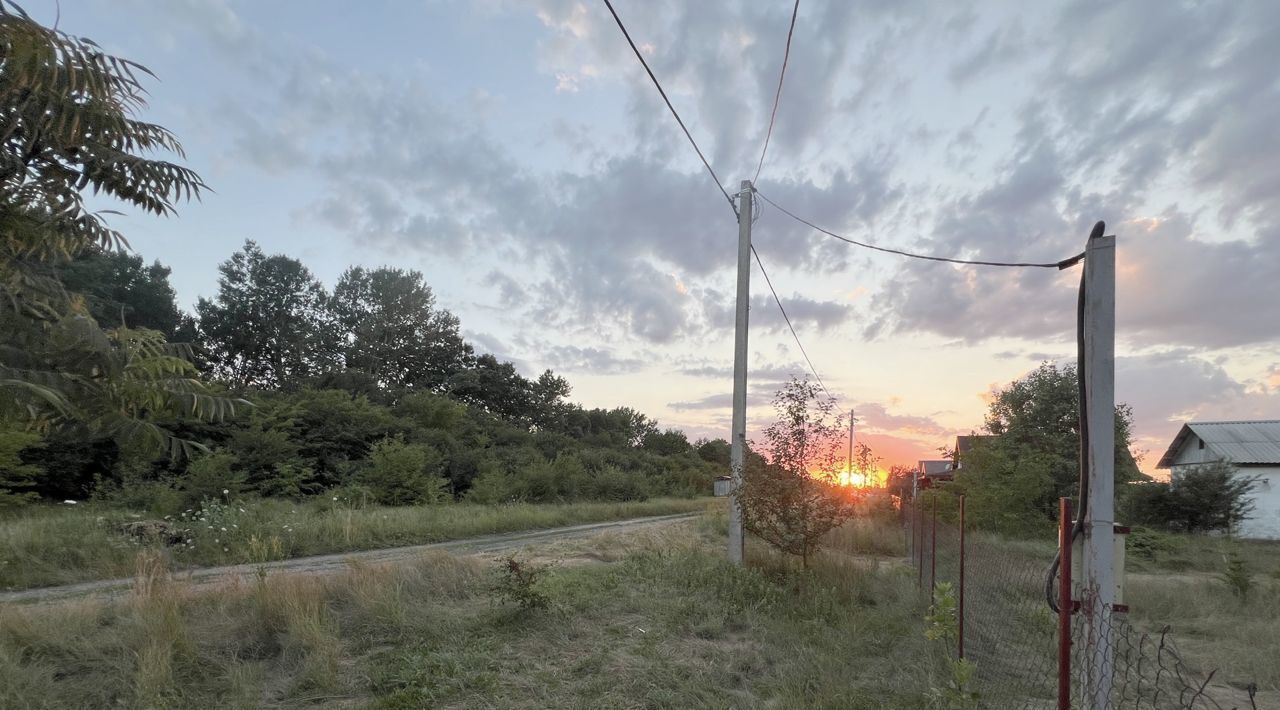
[1238,467,1280,540]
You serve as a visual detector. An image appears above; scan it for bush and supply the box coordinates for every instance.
[492,554,551,612]
[589,465,649,501]
[358,436,448,506]
[179,451,245,509]
[1127,462,1257,533]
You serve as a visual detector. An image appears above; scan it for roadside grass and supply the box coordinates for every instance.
[0,512,943,709]
[0,497,711,591]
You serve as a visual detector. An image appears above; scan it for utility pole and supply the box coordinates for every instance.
[728,180,752,565]
[1081,224,1115,708]
[847,408,855,484]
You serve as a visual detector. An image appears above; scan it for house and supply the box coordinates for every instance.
[953,435,994,469]
[1156,420,1280,540]
[915,459,955,493]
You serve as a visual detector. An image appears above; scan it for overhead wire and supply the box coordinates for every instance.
[750,237,834,402]
[756,190,1086,270]
[601,0,738,217]
[752,0,801,185]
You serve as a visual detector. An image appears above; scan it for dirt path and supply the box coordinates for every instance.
[0,512,700,605]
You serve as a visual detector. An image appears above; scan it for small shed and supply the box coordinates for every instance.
[713,476,732,497]
[1156,420,1280,540]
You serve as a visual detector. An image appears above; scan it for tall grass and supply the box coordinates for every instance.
[0,513,939,709]
[0,497,711,591]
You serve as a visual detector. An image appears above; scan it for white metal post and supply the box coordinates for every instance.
[728,180,752,565]
[1083,230,1116,708]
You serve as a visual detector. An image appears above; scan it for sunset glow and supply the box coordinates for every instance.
[833,467,886,488]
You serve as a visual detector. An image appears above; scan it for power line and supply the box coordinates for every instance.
[750,241,834,402]
[601,0,737,217]
[752,0,801,185]
[756,189,1086,270]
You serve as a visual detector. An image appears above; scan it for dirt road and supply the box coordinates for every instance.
[0,512,700,605]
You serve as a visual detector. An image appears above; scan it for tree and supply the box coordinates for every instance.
[359,435,448,505]
[196,241,340,390]
[738,377,856,567]
[1,6,238,458]
[642,428,690,456]
[0,422,42,506]
[331,266,470,390]
[1127,461,1257,534]
[57,248,183,338]
[852,442,880,485]
[952,362,1144,530]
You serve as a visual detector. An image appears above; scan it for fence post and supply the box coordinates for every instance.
[1059,497,1073,710]
[917,499,924,588]
[909,498,916,562]
[958,495,966,660]
[929,495,937,597]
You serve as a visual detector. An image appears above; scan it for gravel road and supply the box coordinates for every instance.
[0,512,699,605]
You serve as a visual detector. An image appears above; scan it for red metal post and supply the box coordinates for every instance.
[909,498,916,561]
[917,499,924,587]
[958,495,966,660]
[1058,497,1073,710]
[929,495,937,596]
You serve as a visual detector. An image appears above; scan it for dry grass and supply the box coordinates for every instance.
[0,510,941,709]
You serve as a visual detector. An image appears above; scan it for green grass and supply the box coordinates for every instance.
[0,512,942,709]
[0,497,711,591]
[1125,525,1280,576]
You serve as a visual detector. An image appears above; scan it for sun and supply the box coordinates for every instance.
[833,467,884,488]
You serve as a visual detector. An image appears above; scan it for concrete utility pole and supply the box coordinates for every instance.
[1082,226,1116,708]
[847,408,855,483]
[728,180,753,565]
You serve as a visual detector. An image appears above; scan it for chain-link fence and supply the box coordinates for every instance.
[903,494,1257,709]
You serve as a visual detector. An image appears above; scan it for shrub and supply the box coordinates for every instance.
[738,378,856,567]
[492,554,551,612]
[358,436,448,506]
[178,451,244,509]
[1219,550,1253,602]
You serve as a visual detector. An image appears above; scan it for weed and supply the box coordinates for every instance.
[492,555,552,612]
[1219,550,1253,602]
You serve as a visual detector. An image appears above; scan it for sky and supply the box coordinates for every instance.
[45,0,1280,475]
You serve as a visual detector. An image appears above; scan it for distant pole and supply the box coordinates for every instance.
[1082,224,1115,708]
[847,408,855,483]
[728,180,753,565]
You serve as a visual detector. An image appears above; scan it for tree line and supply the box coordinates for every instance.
[2,241,730,510]
[0,7,725,511]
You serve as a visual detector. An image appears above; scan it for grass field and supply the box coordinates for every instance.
[0,497,709,591]
[0,509,945,709]
[3,499,1275,708]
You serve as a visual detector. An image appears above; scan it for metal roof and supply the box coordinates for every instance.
[1156,420,1280,468]
[918,459,954,476]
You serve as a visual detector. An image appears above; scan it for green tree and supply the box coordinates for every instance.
[0,6,238,457]
[359,435,447,505]
[196,241,339,390]
[331,266,471,390]
[738,377,856,567]
[0,421,42,506]
[642,428,690,456]
[56,248,184,338]
[953,362,1144,531]
[1127,461,1257,534]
